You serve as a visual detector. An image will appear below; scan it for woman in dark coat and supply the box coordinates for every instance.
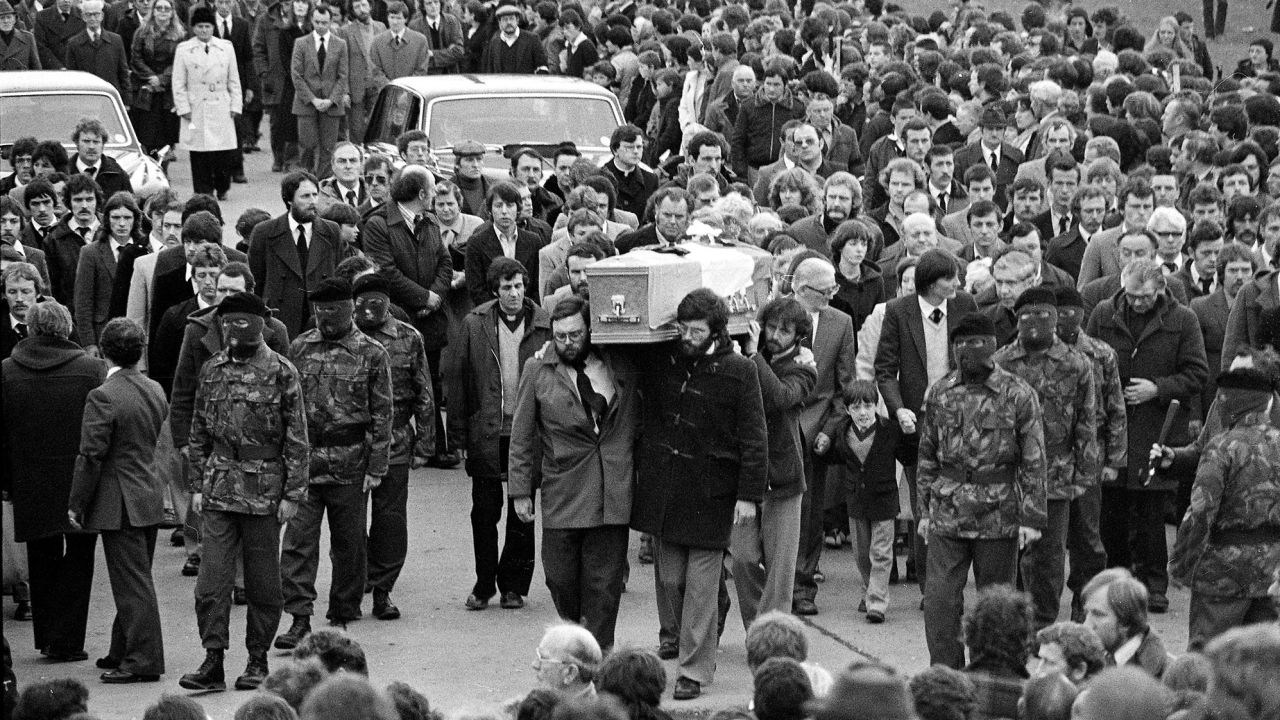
[253,0,310,171]
[130,0,187,154]
[0,300,106,661]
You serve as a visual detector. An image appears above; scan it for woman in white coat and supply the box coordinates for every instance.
[172,6,242,200]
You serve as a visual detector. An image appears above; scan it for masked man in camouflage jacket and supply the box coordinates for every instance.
[277,278,394,648]
[352,273,434,621]
[918,311,1048,669]
[1168,367,1280,650]
[993,287,1099,630]
[179,291,310,693]
[1054,286,1127,623]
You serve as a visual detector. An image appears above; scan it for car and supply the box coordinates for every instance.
[362,74,624,180]
[0,70,168,191]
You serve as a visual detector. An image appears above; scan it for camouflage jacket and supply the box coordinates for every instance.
[994,338,1100,499]
[187,344,310,515]
[1071,332,1128,471]
[918,367,1048,538]
[364,317,435,466]
[1169,416,1280,598]
[289,325,394,484]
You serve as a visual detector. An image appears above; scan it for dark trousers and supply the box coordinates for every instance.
[281,483,368,620]
[427,349,448,455]
[102,526,164,675]
[367,464,409,593]
[924,533,1018,669]
[190,149,234,195]
[905,464,926,591]
[243,99,264,146]
[470,436,536,598]
[1188,592,1278,651]
[793,450,826,603]
[1066,485,1106,605]
[195,511,283,655]
[1101,484,1171,596]
[26,533,97,653]
[542,525,629,651]
[1021,499,1069,629]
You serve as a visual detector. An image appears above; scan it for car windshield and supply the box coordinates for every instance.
[428,96,618,151]
[1,93,132,146]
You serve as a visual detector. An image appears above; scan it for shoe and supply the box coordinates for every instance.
[179,649,225,691]
[232,586,247,606]
[182,554,200,576]
[866,610,885,624]
[657,642,678,660]
[170,528,184,547]
[1148,593,1169,614]
[824,531,841,549]
[45,649,89,662]
[813,570,826,583]
[96,656,121,670]
[672,677,701,700]
[372,591,401,620]
[101,669,160,684]
[792,599,818,616]
[216,190,228,201]
[499,591,524,609]
[857,599,866,613]
[232,174,248,184]
[427,450,461,469]
[464,593,490,611]
[273,615,311,650]
[234,654,269,691]
[14,601,30,621]
[638,534,654,564]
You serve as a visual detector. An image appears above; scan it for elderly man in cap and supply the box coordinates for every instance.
[351,273,434,621]
[479,0,546,73]
[917,311,1047,669]
[0,1,41,70]
[451,140,495,217]
[953,107,1024,212]
[179,291,309,692]
[276,278,393,649]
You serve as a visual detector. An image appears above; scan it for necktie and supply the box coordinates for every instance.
[571,357,607,429]
[61,11,68,22]
[1058,215,1069,236]
[1164,261,1177,274]
[84,165,97,178]
[204,43,209,53]
[412,213,424,234]
[936,193,947,214]
[346,190,357,207]
[296,225,308,268]
[14,322,27,339]
[222,20,229,38]
[1201,278,1212,295]
[393,35,401,47]
[77,226,90,242]
[989,150,998,171]
[929,307,944,325]
[317,36,326,69]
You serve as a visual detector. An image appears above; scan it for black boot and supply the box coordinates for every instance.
[234,653,269,691]
[179,649,226,691]
[274,615,311,650]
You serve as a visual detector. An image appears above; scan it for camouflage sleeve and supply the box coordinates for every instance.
[1100,348,1127,469]
[409,331,435,457]
[1015,386,1048,529]
[1073,359,1101,485]
[916,394,941,522]
[279,360,311,503]
[365,345,395,478]
[187,364,214,495]
[1168,436,1227,585]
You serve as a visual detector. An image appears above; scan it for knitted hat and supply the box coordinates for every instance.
[494,0,522,18]
[352,273,391,298]
[950,312,997,342]
[1014,286,1058,312]
[217,291,269,317]
[1053,286,1085,309]
[310,277,353,303]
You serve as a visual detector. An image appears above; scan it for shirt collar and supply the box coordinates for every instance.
[918,294,946,317]
[1113,633,1144,667]
[314,30,329,44]
[106,365,120,378]
[76,157,99,173]
[150,234,166,253]
[287,213,310,239]
[397,202,418,229]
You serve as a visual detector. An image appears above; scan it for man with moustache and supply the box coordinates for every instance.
[1,197,49,288]
[350,274,433,621]
[786,173,864,261]
[1191,243,1256,418]
[276,278,392,647]
[508,295,639,652]
[1,261,44,362]
[993,287,1098,630]
[44,174,102,306]
[630,288,767,700]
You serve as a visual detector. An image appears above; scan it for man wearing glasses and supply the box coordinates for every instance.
[360,154,394,212]
[601,125,658,221]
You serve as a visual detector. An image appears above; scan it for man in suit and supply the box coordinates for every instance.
[369,2,428,87]
[1031,152,1079,248]
[67,318,168,684]
[1176,221,1224,303]
[955,200,1007,266]
[66,117,134,201]
[317,142,369,210]
[479,0,546,73]
[942,165,998,252]
[45,174,103,306]
[63,0,131,102]
[0,196,49,287]
[338,0,384,144]
[1221,266,1280,371]
[212,0,256,184]
[0,0,41,70]
[32,0,84,69]
[248,171,353,338]
[73,194,141,355]
[1191,244,1256,416]
[924,145,968,220]
[291,4,348,179]
[952,106,1024,212]
[1013,118,1077,190]
[788,258,855,617]
[407,0,462,73]
[614,186,692,254]
[124,194,183,349]
[1077,180,1156,288]
[1,261,45,360]
[465,181,540,307]
[1046,186,1109,284]
[1080,231,1191,320]
[875,248,978,595]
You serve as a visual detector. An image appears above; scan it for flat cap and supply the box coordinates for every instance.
[218,291,269,317]
[0,2,16,16]
[452,139,486,158]
[1014,286,1057,312]
[310,277,353,303]
[950,312,998,341]
[352,273,391,298]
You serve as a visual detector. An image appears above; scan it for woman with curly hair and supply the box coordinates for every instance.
[130,0,187,155]
[962,585,1033,720]
[768,167,822,215]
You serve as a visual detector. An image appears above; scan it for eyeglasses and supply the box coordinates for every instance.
[793,137,819,147]
[553,329,586,342]
[364,174,389,184]
[801,284,839,297]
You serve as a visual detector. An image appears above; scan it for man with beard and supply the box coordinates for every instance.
[786,173,863,261]
[917,311,1047,669]
[1052,286,1126,623]
[350,273,433,621]
[1046,186,1109,283]
[543,242,603,310]
[732,297,817,628]
[276,278,392,647]
[179,291,309,692]
[508,295,639,651]
[248,171,353,337]
[993,287,1098,630]
[630,288,767,700]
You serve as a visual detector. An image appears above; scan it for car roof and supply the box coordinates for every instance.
[0,70,120,95]
[389,73,619,101]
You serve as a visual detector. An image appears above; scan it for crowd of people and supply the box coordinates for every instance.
[3,0,1280,717]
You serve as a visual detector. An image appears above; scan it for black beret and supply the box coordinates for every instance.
[352,274,391,298]
[1215,368,1274,393]
[310,278,353,303]
[950,312,997,342]
[1053,286,1085,309]
[190,5,216,26]
[1014,286,1058,312]
[217,291,269,317]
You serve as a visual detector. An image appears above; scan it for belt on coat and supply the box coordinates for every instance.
[311,424,368,447]
[213,442,282,461]
[937,464,1016,485]
[1211,526,1280,545]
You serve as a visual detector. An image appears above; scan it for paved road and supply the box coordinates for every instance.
[4,147,1193,719]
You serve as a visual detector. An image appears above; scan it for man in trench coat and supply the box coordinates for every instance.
[172,6,242,198]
